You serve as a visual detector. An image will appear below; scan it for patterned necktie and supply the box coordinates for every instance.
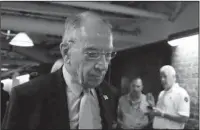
[78,90,102,129]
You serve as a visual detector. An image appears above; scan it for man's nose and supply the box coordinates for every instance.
[95,55,109,71]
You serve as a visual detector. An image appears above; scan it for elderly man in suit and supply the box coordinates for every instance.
[2,11,117,129]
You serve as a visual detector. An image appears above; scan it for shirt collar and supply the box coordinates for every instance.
[127,93,142,104]
[62,66,83,97]
[62,66,96,97]
[165,83,178,93]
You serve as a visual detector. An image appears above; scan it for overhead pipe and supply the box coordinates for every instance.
[1,15,142,44]
[1,64,32,78]
[1,34,55,63]
[12,47,55,63]
[51,2,169,20]
[1,2,137,21]
[1,15,64,36]
[169,2,183,21]
[2,59,40,66]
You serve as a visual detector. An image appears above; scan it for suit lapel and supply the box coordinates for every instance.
[55,68,70,129]
[41,69,70,129]
[43,69,114,129]
[96,81,114,129]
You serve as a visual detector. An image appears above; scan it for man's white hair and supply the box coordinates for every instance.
[61,11,112,47]
[160,65,176,76]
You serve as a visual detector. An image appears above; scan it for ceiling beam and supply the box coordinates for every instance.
[1,14,64,36]
[1,14,141,50]
[1,64,31,78]
[1,2,198,52]
[1,2,76,17]
[169,2,183,21]
[1,2,137,22]
[51,2,169,20]
[1,40,10,50]
[2,59,39,66]
[12,46,55,63]
[1,38,55,63]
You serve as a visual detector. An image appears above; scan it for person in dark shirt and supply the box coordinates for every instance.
[120,76,130,96]
[1,82,9,122]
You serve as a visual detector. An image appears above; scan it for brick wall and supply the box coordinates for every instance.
[171,39,199,129]
[110,39,199,129]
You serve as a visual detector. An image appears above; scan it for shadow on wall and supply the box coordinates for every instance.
[171,34,199,129]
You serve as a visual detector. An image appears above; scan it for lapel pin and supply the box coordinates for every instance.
[103,95,108,100]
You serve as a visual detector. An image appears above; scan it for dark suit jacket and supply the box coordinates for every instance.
[2,69,116,129]
[1,88,9,122]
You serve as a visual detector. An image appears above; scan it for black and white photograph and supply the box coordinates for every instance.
[0,1,199,129]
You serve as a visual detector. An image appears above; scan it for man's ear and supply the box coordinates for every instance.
[60,43,69,58]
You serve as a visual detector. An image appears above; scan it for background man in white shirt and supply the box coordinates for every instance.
[150,65,190,129]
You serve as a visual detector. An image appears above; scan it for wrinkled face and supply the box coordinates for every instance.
[130,78,143,94]
[62,20,115,89]
[160,70,175,90]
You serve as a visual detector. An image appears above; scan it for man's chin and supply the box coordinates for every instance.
[86,80,103,88]
[163,85,170,90]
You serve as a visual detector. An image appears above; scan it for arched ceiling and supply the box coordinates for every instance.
[1,1,199,78]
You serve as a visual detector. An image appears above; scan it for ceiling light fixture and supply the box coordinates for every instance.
[168,34,198,47]
[1,68,8,71]
[9,32,34,47]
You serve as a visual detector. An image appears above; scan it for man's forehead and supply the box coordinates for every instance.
[80,27,112,42]
[160,71,168,76]
[70,16,113,51]
[132,78,142,85]
[160,70,173,77]
[77,27,113,50]
[81,22,111,37]
[74,35,113,52]
[83,44,113,52]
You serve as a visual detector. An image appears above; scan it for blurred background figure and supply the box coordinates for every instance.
[50,58,64,73]
[146,93,155,108]
[120,76,130,96]
[11,72,20,88]
[117,77,154,129]
[1,82,9,123]
[151,65,190,129]
[29,72,39,80]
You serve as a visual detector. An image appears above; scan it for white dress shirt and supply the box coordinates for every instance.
[153,83,190,129]
[62,66,101,129]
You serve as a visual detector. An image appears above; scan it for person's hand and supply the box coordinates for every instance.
[120,123,133,129]
[146,93,155,107]
[112,121,117,129]
[149,107,163,117]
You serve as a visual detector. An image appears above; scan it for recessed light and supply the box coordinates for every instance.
[1,68,8,71]
[168,34,198,47]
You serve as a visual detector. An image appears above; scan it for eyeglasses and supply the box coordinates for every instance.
[84,51,117,60]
